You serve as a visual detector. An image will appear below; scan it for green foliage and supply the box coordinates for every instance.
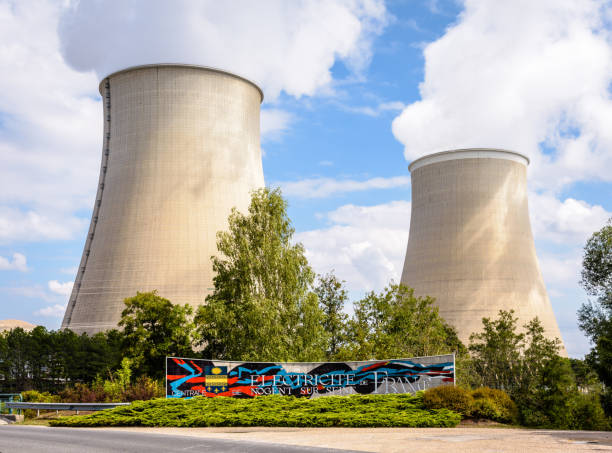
[468,310,561,397]
[58,376,164,404]
[20,390,61,418]
[470,388,518,424]
[195,187,327,362]
[578,218,612,417]
[49,393,461,428]
[337,284,464,360]
[119,291,196,378]
[315,272,349,359]
[519,356,610,430]
[0,326,122,393]
[21,390,60,403]
[580,218,612,301]
[422,386,518,424]
[422,385,473,416]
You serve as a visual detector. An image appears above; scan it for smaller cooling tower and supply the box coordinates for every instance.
[400,149,565,353]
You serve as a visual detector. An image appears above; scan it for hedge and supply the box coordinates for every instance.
[49,392,461,428]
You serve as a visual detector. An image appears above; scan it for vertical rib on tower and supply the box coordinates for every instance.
[400,149,565,353]
[62,64,264,335]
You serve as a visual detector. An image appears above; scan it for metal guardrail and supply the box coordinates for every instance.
[5,402,130,416]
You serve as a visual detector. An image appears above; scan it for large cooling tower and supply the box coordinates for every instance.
[400,149,565,352]
[62,64,264,335]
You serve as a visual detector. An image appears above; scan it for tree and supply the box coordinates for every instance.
[468,310,561,397]
[337,284,464,361]
[578,218,612,416]
[119,291,196,378]
[314,272,348,359]
[195,187,327,362]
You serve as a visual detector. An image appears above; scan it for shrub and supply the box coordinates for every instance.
[122,377,164,402]
[571,394,610,431]
[20,390,60,418]
[471,387,518,424]
[50,393,462,428]
[422,385,473,416]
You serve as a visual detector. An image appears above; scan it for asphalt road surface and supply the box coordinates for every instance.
[0,425,356,453]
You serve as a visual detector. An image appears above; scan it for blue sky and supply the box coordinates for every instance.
[0,0,610,357]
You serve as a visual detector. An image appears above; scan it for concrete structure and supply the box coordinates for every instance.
[62,64,264,335]
[400,149,565,352]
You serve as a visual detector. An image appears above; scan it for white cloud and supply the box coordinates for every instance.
[342,100,406,116]
[0,0,389,244]
[392,0,612,191]
[58,0,388,100]
[34,303,67,318]
[530,193,611,245]
[7,285,55,302]
[261,109,293,142]
[48,280,74,297]
[0,207,87,243]
[0,252,27,272]
[0,0,99,243]
[296,201,411,292]
[280,175,410,198]
[538,251,582,290]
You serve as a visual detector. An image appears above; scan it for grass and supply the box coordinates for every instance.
[49,392,461,428]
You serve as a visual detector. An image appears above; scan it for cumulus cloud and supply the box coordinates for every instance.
[0,207,87,243]
[392,0,612,190]
[0,0,99,243]
[48,280,74,297]
[0,0,389,243]
[0,252,27,272]
[539,251,582,290]
[280,175,410,198]
[35,303,67,318]
[58,0,388,99]
[261,109,294,143]
[7,285,55,302]
[296,201,411,292]
[530,193,611,245]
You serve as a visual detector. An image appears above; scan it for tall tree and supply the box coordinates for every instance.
[468,310,560,396]
[578,218,612,415]
[195,187,327,362]
[337,284,463,361]
[119,291,196,378]
[315,272,348,359]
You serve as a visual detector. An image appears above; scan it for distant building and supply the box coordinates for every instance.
[401,149,566,354]
[0,319,36,332]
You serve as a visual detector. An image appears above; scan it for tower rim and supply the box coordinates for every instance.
[408,148,530,173]
[98,63,264,103]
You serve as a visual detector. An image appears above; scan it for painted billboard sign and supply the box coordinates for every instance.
[166,354,454,399]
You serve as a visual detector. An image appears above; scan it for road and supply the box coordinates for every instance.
[0,425,355,453]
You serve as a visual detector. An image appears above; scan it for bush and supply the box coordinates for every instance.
[50,393,462,428]
[58,377,164,403]
[20,390,60,418]
[571,394,610,431]
[422,385,474,416]
[471,387,518,424]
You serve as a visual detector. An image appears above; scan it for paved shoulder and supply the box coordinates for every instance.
[0,425,357,453]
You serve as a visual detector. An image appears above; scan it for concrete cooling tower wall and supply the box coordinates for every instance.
[400,149,566,354]
[62,64,264,335]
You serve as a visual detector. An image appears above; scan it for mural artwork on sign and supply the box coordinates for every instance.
[166,354,454,399]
